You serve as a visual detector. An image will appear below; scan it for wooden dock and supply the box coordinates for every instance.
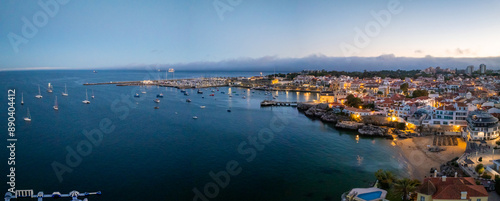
[260,100,298,107]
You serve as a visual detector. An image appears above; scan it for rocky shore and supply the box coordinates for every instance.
[297,102,391,137]
[298,102,349,123]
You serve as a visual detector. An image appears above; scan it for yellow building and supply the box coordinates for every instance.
[416,177,488,201]
[319,92,334,103]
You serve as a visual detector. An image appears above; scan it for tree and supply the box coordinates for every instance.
[394,178,421,201]
[496,177,500,194]
[412,90,429,98]
[475,164,485,174]
[400,83,409,95]
[345,94,363,108]
[377,91,384,95]
[375,169,396,190]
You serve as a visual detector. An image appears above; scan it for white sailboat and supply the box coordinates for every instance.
[91,89,95,99]
[35,85,43,98]
[47,83,53,93]
[82,89,90,104]
[53,96,59,110]
[24,108,31,121]
[21,93,24,105]
[62,84,68,96]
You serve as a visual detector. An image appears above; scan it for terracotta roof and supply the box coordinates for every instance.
[418,177,488,199]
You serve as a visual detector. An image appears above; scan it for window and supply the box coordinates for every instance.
[420,196,425,201]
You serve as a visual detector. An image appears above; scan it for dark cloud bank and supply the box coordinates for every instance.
[123,54,500,72]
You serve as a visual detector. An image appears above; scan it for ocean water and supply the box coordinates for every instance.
[1,70,410,201]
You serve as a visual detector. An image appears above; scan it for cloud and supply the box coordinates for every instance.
[414,50,423,54]
[9,54,499,72]
[159,54,500,72]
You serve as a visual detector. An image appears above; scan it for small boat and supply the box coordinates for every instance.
[242,96,246,99]
[47,83,53,93]
[202,96,205,99]
[211,89,215,92]
[53,96,59,110]
[229,94,232,97]
[197,90,203,94]
[62,84,68,96]
[21,92,24,105]
[134,93,140,98]
[154,99,160,103]
[184,92,189,96]
[180,89,186,93]
[141,91,147,94]
[227,109,231,112]
[82,89,90,104]
[193,116,198,119]
[209,94,214,96]
[200,106,206,109]
[91,89,95,99]
[35,85,43,98]
[186,99,191,102]
[93,70,97,73]
[24,108,31,121]
[221,92,225,94]
[157,93,164,98]
[154,106,160,109]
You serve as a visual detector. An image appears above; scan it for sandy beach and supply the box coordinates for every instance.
[395,136,467,180]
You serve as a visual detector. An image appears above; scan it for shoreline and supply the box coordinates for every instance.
[394,136,466,180]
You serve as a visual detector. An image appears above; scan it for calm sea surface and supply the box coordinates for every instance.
[1,70,410,201]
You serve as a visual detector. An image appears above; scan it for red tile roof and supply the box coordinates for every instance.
[418,177,488,199]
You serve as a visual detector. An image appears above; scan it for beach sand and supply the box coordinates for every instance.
[395,136,466,180]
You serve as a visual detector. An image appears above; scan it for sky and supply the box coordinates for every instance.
[1,0,500,71]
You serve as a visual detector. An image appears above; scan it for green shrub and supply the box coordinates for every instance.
[481,174,492,179]
[479,157,482,162]
[496,141,500,145]
[475,164,485,174]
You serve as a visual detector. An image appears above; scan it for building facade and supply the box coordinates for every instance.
[466,111,500,140]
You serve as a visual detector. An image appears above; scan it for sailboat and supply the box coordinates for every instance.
[47,83,53,93]
[21,93,24,105]
[53,96,59,110]
[82,89,90,104]
[91,89,95,99]
[156,86,163,98]
[62,84,68,96]
[35,85,43,98]
[24,108,31,121]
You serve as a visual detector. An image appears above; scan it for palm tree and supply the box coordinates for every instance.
[394,178,421,201]
[375,169,396,190]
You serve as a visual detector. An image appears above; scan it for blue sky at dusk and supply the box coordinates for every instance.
[1,0,499,70]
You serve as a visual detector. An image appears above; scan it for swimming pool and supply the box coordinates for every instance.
[357,191,383,200]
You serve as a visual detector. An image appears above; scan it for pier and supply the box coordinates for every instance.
[260,100,298,107]
[83,78,229,89]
